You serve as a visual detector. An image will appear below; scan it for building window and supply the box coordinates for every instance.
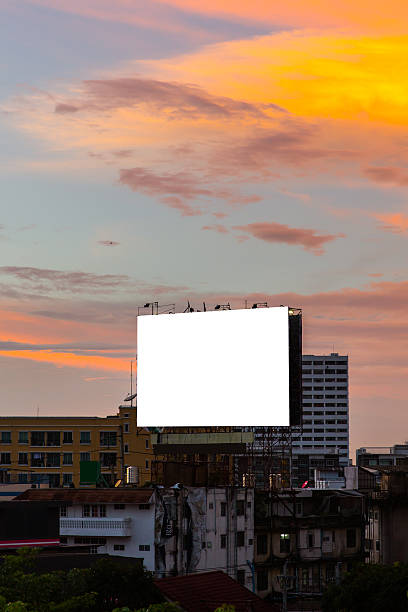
[307,533,314,548]
[114,544,125,551]
[100,453,116,467]
[100,431,117,447]
[83,504,90,517]
[80,452,90,462]
[236,531,245,547]
[236,500,245,516]
[124,445,129,453]
[124,423,129,433]
[31,431,45,446]
[237,570,245,585]
[139,545,150,551]
[138,504,150,510]
[31,452,45,467]
[47,453,60,467]
[46,432,60,447]
[280,533,290,554]
[18,452,28,465]
[63,453,73,465]
[376,540,380,551]
[0,432,11,444]
[18,432,28,444]
[220,502,227,517]
[63,432,73,445]
[257,569,268,591]
[220,534,227,549]
[257,534,267,555]
[145,439,149,449]
[60,505,67,517]
[346,528,356,548]
[209,502,214,510]
[80,431,91,444]
[63,473,73,485]
[18,473,28,483]
[145,460,149,469]
[114,504,125,510]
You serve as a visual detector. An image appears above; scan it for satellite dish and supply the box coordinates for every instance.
[124,392,137,402]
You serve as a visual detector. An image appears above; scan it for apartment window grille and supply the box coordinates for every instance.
[80,431,91,444]
[18,452,28,465]
[47,453,60,467]
[100,432,117,447]
[0,453,11,465]
[63,453,73,465]
[46,432,60,447]
[18,432,28,444]
[63,473,72,485]
[31,431,45,446]
[100,453,116,467]
[31,452,45,467]
[63,432,73,445]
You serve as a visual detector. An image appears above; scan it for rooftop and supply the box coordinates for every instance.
[16,488,154,504]
[155,571,278,612]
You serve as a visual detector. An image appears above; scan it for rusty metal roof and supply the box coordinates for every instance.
[16,488,154,504]
[155,571,278,612]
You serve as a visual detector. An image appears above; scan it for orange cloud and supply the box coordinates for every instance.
[0,349,128,372]
[375,212,408,233]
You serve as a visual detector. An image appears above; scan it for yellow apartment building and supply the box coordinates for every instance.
[0,406,152,487]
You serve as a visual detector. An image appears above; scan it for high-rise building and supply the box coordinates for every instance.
[292,353,349,486]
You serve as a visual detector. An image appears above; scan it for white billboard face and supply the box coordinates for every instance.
[137,306,290,427]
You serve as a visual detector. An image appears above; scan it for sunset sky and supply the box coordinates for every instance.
[2,0,408,458]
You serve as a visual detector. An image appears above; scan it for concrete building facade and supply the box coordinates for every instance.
[0,406,152,487]
[292,353,349,486]
[254,488,365,603]
[18,486,255,587]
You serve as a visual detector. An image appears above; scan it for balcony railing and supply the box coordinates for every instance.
[60,517,131,537]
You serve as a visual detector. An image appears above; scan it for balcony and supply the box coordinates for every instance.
[60,517,131,537]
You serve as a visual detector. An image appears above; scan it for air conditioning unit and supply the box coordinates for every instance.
[126,466,139,484]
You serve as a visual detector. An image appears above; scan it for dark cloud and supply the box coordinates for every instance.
[0,266,129,293]
[232,221,344,254]
[53,77,285,120]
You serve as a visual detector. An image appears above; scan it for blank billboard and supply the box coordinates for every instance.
[137,306,290,427]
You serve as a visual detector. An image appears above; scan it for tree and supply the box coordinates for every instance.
[322,562,408,612]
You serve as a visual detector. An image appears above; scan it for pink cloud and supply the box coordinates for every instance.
[202,224,229,234]
[364,166,408,186]
[232,221,344,254]
[118,167,260,215]
[53,77,280,120]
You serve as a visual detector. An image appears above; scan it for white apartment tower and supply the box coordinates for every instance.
[292,353,349,484]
